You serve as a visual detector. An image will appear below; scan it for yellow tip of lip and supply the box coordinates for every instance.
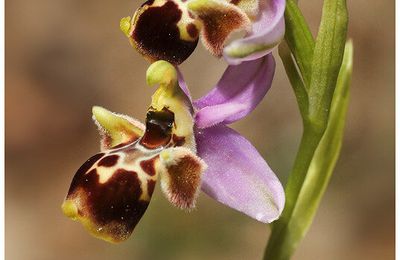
[61,200,79,220]
[120,16,132,37]
[62,200,121,243]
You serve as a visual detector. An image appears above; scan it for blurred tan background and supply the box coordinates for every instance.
[5,0,394,259]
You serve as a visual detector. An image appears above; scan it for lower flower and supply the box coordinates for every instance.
[62,59,284,242]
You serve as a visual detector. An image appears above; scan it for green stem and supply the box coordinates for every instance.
[263,0,349,258]
[264,122,323,260]
[264,41,353,260]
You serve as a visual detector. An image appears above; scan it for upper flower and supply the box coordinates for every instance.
[120,0,285,65]
[62,59,284,243]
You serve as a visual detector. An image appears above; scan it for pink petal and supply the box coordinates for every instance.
[194,54,275,128]
[196,125,285,223]
[195,103,247,128]
[223,0,286,65]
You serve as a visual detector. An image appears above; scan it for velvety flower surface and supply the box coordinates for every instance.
[120,0,285,65]
[62,60,284,242]
[190,54,285,222]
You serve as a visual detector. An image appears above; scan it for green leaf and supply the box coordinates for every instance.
[307,0,349,130]
[278,42,309,119]
[284,0,315,87]
[281,0,349,227]
[264,0,350,258]
[284,39,353,250]
[264,39,353,260]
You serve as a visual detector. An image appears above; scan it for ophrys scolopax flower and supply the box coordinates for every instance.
[62,59,284,243]
[120,0,285,65]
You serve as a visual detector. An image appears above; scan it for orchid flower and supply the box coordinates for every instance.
[120,0,285,65]
[62,59,284,243]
